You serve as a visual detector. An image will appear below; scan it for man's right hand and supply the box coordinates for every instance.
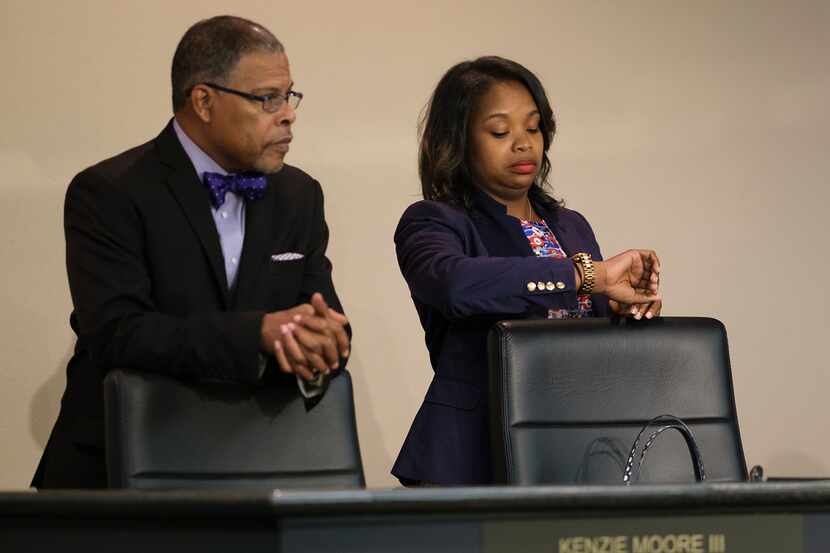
[260,293,350,380]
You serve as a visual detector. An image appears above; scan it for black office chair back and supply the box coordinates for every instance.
[488,317,748,485]
[104,369,365,489]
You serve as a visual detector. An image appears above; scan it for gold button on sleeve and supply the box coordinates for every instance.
[537,281,545,291]
[545,281,555,291]
[556,281,566,290]
[527,281,537,292]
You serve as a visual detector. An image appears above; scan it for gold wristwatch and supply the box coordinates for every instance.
[571,252,595,295]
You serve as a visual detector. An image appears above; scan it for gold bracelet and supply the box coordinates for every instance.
[571,252,595,295]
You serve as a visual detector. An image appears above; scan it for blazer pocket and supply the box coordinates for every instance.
[267,255,305,278]
[271,252,305,262]
[265,256,306,302]
[424,377,481,411]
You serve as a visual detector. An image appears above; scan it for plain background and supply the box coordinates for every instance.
[1,0,828,489]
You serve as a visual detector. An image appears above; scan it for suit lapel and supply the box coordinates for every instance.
[155,122,230,307]
[232,179,275,310]
[471,189,579,258]
[470,189,534,257]
[539,206,576,257]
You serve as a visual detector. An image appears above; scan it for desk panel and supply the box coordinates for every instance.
[3,482,830,552]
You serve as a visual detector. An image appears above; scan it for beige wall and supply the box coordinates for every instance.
[1,0,828,488]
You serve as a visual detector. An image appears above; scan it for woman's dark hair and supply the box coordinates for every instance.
[419,56,561,211]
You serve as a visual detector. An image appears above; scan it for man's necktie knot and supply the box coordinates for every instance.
[203,172,267,208]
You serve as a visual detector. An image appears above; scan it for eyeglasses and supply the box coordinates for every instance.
[203,82,303,112]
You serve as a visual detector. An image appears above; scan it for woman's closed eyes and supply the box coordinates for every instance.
[489,127,540,138]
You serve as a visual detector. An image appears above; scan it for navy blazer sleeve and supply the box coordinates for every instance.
[395,201,588,320]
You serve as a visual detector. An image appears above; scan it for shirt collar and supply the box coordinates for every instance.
[470,185,559,225]
[471,186,509,216]
[172,118,228,182]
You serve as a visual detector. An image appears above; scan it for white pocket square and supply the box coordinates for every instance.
[271,252,304,262]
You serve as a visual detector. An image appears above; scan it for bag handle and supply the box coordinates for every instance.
[622,414,707,485]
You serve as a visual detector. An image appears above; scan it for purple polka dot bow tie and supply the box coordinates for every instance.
[203,172,268,208]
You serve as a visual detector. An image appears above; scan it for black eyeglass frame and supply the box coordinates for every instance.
[203,82,303,112]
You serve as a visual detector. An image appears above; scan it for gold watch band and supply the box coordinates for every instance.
[572,252,595,295]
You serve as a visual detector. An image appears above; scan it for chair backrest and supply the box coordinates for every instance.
[488,317,748,485]
[104,369,365,489]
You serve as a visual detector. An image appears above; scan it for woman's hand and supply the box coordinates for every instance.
[609,298,662,320]
[593,249,661,319]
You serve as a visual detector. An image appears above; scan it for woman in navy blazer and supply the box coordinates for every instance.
[392,57,662,485]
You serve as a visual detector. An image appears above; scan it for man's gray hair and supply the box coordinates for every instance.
[171,15,284,111]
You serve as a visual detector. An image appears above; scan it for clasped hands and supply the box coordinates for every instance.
[585,249,662,320]
[261,292,350,381]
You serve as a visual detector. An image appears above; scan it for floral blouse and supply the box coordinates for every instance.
[521,218,593,319]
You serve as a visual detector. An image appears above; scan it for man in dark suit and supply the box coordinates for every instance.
[32,15,350,488]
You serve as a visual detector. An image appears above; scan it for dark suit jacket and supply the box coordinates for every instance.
[391,190,609,485]
[33,121,346,488]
